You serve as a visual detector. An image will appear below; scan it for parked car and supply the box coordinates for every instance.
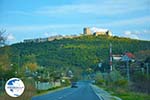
[71,82,78,88]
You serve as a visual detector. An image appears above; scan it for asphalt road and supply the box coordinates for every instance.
[32,82,100,100]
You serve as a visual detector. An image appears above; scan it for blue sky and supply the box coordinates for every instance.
[0,0,150,44]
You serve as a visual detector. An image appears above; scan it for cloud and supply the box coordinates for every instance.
[43,32,58,37]
[44,32,49,37]
[124,31,132,35]
[6,25,51,32]
[104,16,150,27]
[143,30,150,34]
[6,1,147,17]
[6,34,15,41]
[91,27,108,32]
[124,29,150,35]
[34,0,149,16]
[124,31,139,39]
[35,4,104,18]
[123,29,150,40]
[2,24,86,33]
[3,1,149,28]
[130,34,139,39]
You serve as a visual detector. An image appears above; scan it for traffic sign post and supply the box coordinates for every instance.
[146,63,149,79]
[126,60,130,82]
[121,55,130,82]
[98,63,102,68]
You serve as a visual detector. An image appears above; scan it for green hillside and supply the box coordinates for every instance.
[1,35,149,71]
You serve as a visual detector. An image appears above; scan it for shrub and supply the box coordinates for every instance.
[96,79,105,85]
[114,79,128,88]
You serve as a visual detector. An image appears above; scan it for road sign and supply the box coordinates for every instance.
[121,55,130,62]
[98,63,102,68]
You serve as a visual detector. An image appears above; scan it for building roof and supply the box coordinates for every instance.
[125,52,135,58]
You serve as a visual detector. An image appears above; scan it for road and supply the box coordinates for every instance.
[32,82,100,100]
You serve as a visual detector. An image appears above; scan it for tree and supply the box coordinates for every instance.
[0,46,12,92]
[135,50,150,61]
[24,62,38,72]
[0,46,14,77]
[0,29,6,47]
[95,72,105,85]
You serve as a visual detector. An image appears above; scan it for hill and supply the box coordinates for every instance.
[1,35,149,71]
[2,36,150,68]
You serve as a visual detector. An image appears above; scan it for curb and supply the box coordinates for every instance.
[90,85,122,100]
[90,85,105,100]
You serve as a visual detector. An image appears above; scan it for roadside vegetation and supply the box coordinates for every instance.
[95,68,150,100]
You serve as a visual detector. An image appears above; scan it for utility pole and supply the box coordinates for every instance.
[2,76,4,92]
[122,54,130,82]
[126,60,130,82]
[146,63,149,79]
[109,43,113,71]
[18,51,21,75]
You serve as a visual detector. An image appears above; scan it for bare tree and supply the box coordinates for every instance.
[0,29,6,46]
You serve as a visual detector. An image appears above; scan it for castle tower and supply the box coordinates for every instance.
[83,27,92,35]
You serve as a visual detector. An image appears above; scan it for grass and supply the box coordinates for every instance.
[113,90,150,100]
[100,86,150,100]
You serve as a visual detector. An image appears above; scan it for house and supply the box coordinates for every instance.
[112,54,123,61]
[121,52,135,62]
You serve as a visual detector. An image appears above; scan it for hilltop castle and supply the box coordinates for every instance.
[83,27,112,36]
[24,27,112,43]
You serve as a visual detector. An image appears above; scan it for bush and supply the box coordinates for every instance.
[114,79,128,88]
[95,72,105,86]
[96,79,105,85]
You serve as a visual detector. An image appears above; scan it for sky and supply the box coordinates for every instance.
[0,0,150,44]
